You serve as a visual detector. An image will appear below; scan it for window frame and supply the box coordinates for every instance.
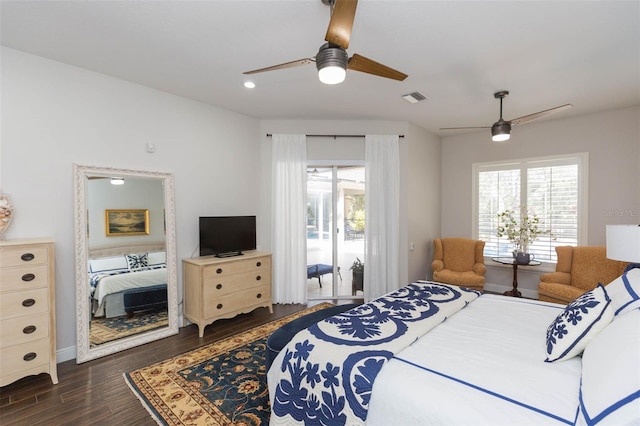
[472,152,589,265]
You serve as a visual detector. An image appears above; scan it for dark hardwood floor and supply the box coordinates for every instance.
[0,303,310,426]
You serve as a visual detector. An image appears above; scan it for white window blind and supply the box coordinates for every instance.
[474,153,587,263]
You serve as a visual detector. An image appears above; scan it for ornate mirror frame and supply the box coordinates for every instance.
[73,164,179,363]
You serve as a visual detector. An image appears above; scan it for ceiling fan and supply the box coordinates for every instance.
[441,91,573,141]
[243,0,407,85]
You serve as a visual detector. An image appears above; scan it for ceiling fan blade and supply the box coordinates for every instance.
[509,104,573,126]
[325,0,358,49]
[347,54,408,81]
[440,126,491,130]
[243,58,315,75]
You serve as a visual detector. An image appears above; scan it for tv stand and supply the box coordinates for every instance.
[215,251,243,258]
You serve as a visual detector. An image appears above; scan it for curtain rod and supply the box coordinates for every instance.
[266,134,404,139]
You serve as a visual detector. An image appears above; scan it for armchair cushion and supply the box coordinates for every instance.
[431,238,486,290]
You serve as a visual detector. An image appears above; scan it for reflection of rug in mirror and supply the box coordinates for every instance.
[90,308,168,347]
[125,303,333,426]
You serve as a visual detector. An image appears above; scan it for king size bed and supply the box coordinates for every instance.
[88,243,168,318]
[268,268,640,425]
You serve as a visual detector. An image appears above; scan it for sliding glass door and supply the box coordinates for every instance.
[306,165,365,300]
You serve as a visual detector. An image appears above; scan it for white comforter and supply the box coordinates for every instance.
[93,268,167,306]
[366,295,582,425]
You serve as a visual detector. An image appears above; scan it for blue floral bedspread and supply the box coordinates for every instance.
[268,281,481,425]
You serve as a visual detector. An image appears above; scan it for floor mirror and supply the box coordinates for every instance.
[73,164,179,363]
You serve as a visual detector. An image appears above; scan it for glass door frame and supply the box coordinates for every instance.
[307,160,365,302]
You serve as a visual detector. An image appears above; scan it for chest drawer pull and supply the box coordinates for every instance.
[216,268,223,274]
[23,352,37,362]
[216,283,223,290]
[256,275,262,281]
[22,299,36,307]
[22,273,36,282]
[256,261,262,267]
[256,293,262,299]
[216,303,223,310]
[21,253,35,262]
[23,325,37,334]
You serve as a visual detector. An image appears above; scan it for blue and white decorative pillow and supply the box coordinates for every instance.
[603,266,640,318]
[125,253,149,271]
[545,284,614,362]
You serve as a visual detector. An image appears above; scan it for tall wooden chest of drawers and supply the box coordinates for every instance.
[183,251,272,337]
[0,239,58,386]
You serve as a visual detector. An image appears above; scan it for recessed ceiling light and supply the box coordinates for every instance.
[244,81,256,89]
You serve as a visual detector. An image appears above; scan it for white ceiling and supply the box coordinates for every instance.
[2,0,639,137]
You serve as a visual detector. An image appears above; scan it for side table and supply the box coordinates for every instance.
[491,257,541,297]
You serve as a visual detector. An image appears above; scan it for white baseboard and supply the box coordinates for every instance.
[57,346,76,363]
[484,282,539,300]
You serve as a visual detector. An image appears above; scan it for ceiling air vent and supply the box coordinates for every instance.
[402,91,426,104]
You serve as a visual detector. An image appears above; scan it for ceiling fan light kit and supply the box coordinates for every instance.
[316,43,348,84]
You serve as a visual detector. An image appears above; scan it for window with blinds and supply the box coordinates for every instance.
[473,153,588,263]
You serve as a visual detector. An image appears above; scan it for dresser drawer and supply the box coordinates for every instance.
[0,314,49,348]
[0,338,50,377]
[204,284,270,317]
[0,264,49,292]
[0,288,49,320]
[202,256,270,280]
[0,245,49,268]
[203,270,269,296]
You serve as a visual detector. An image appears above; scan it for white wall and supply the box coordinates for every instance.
[440,106,640,297]
[1,47,262,358]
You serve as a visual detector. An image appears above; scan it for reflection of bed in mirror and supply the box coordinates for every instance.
[88,242,167,319]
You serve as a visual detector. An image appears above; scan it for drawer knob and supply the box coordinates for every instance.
[23,325,37,334]
[216,268,223,274]
[22,273,36,282]
[216,283,223,290]
[256,261,262,267]
[23,352,37,362]
[21,253,35,262]
[22,299,36,307]
[216,303,223,310]
[257,293,262,299]
[256,275,262,281]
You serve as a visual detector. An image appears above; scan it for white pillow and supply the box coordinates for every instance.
[576,308,640,425]
[147,251,166,266]
[604,266,640,318]
[545,284,614,362]
[88,255,129,273]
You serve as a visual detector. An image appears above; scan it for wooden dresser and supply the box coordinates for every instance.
[183,251,272,337]
[0,238,58,386]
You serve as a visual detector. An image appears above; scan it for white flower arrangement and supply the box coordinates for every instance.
[496,205,553,253]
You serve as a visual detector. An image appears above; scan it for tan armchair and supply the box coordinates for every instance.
[538,246,628,304]
[432,238,486,291]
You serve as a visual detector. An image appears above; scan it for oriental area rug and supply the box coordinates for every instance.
[90,308,168,347]
[124,303,333,426]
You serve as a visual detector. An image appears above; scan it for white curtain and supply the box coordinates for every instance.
[364,134,400,301]
[271,134,307,304]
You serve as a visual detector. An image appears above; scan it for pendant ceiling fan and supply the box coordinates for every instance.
[243,0,407,85]
[441,91,573,141]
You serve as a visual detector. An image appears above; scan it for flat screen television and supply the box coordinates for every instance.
[199,216,256,257]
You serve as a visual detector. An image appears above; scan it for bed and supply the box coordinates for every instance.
[268,268,640,425]
[88,243,168,318]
